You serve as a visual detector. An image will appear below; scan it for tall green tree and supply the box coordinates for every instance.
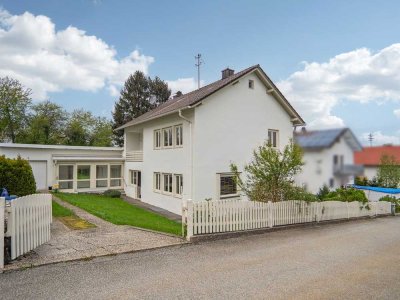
[377,154,400,188]
[0,77,32,142]
[231,140,304,202]
[112,71,171,146]
[23,100,67,144]
[65,109,113,146]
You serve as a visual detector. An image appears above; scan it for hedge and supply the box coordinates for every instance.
[0,155,36,196]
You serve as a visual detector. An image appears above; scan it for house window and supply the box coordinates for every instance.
[175,125,183,146]
[96,165,108,188]
[163,127,173,147]
[77,165,91,189]
[110,165,122,187]
[130,170,138,185]
[333,155,338,165]
[329,178,334,188]
[154,129,161,149]
[219,173,238,197]
[248,79,254,89]
[163,173,173,193]
[58,165,74,189]
[268,129,279,148]
[154,172,161,191]
[175,174,183,196]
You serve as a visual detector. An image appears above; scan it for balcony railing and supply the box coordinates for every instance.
[126,151,143,162]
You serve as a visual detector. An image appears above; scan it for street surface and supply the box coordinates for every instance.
[1,217,399,299]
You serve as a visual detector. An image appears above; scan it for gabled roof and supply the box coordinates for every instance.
[0,143,122,151]
[117,64,305,130]
[295,128,362,151]
[354,145,400,166]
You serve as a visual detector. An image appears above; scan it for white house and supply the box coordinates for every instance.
[295,128,363,194]
[0,143,124,192]
[118,65,305,215]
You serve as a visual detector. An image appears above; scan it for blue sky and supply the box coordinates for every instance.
[1,0,400,145]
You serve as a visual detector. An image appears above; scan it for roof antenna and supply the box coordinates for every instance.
[368,133,374,147]
[195,54,204,89]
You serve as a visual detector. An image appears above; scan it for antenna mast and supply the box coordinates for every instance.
[195,54,203,89]
[368,133,374,147]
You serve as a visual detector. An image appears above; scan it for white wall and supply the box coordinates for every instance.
[364,166,378,179]
[296,135,355,194]
[192,72,294,202]
[124,112,193,215]
[0,146,123,191]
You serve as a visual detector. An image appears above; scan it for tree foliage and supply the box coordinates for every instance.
[377,154,400,188]
[0,77,32,142]
[230,140,304,202]
[112,71,171,146]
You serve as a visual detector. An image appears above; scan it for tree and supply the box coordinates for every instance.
[0,77,32,142]
[22,100,67,145]
[230,140,304,202]
[112,71,171,146]
[64,109,113,146]
[377,154,400,188]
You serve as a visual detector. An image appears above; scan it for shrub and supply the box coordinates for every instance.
[379,195,400,213]
[0,155,36,196]
[316,185,330,200]
[355,176,369,186]
[103,189,121,198]
[285,186,318,202]
[321,187,368,203]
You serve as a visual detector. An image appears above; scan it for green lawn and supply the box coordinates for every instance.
[54,193,182,235]
[52,200,74,217]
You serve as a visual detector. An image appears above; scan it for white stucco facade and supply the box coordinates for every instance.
[123,70,299,215]
[0,144,123,192]
[296,133,361,194]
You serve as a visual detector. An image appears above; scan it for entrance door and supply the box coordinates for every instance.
[132,170,141,199]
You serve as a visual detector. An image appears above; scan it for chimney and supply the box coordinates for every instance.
[221,68,234,79]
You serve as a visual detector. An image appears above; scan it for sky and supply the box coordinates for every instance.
[0,0,400,146]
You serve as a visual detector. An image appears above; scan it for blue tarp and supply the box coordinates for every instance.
[353,185,400,194]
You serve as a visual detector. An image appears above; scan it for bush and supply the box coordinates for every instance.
[321,187,368,203]
[285,186,318,202]
[355,176,369,186]
[379,195,400,213]
[316,185,330,200]
[103,189,121,198]
[0,155,36,196]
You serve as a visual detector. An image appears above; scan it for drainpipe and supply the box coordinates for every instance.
[178,109,193,202]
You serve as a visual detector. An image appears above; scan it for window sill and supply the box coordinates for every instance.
[220,194,240,199]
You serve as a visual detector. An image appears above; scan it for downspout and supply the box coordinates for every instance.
[178,109,193,201]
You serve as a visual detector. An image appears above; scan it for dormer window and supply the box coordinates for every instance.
[248,80,254,89]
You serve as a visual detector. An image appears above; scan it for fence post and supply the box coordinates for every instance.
[186,200,193,241]
[268,201,273,228]
[346,201,349,219]
[0,197,4,273]
[181,199,187,238]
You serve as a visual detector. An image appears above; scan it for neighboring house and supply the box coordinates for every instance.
[0,143,124,192]
[118,65,305,215]
[295,128,363,194]
[354,145,400,180]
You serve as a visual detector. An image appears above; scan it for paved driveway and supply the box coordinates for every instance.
[1,216,400,299]
[4,197,185,270]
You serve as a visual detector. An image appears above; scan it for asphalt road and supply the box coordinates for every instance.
[1,217,400,300]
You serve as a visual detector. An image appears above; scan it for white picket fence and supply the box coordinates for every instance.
[186,199,392,240]
[7,194,52,260]
[0,197,4,272]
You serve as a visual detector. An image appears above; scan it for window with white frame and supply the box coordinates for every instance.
[163,173,173,193]
[248,79,254,89]
[110,165,122,187]
[268,129,279,148]
[175,125,183,146]
[154,129,161,149]
[130,170,138,185]
[163,127,173,147]
[219,173,238,197]
[174,174,183,196]
[58,165,74,189]
[77,165,91,189]
[96,165,108,188]
[154,172,161,191]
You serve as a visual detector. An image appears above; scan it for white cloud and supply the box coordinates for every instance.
[360,131,400,146]
[278,44,400,128]
[394,109,400,118]
[166,78,203,95]
[0,9,154,99]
